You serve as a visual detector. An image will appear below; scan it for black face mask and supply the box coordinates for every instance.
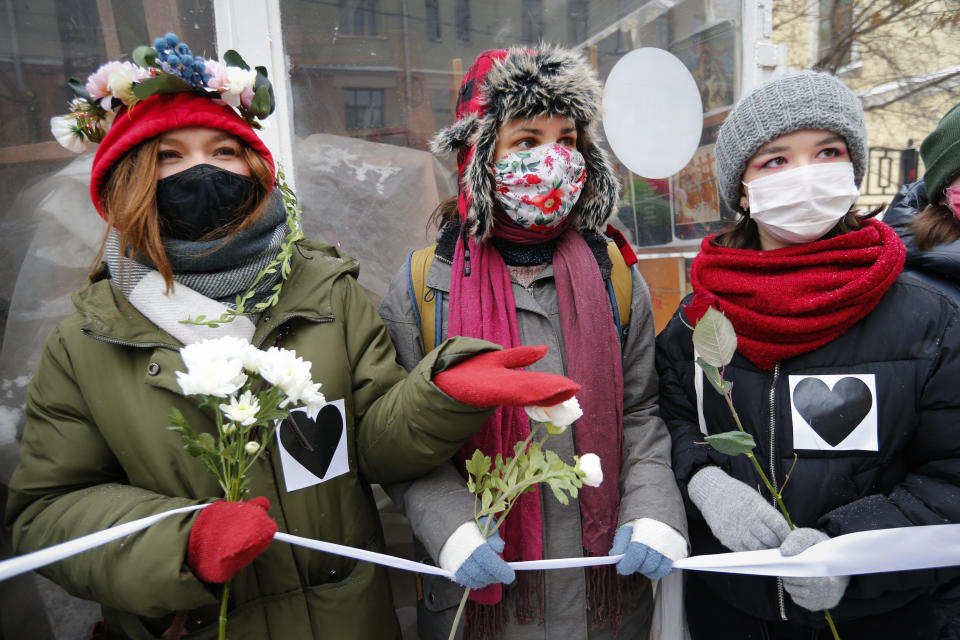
[156,164,257,240]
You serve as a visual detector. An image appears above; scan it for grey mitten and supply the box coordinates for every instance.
[780,528,850,611]
[687,466,791,552]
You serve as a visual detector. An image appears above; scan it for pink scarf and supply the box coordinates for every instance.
[449,224,623,606]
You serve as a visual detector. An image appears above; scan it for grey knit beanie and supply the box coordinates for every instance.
[714,70,868,210]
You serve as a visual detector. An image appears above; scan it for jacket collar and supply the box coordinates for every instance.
[75,239,359,349]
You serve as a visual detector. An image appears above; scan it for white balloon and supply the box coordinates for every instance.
[602,48,704,179]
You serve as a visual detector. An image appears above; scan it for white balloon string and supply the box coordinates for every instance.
[2,505,958,584]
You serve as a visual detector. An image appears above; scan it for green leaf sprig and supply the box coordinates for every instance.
[448,418,588,640]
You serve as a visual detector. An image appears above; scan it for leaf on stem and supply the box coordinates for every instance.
[692,307,737,368]
[704,431,757,456]
[696,358,733,395]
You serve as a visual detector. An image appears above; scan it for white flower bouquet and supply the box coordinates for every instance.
[169,335,324,640]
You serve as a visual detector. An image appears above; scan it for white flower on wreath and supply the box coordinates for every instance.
[220,390,260,427]
[524,397,583,430]
[50,115,87,153]
[206,60,256,109]
[106,61,147,106]
[578,453,603,487]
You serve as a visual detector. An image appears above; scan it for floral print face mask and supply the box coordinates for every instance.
[493,143,587,231]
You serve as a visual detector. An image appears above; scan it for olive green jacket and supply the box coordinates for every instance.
[6,239,493,639]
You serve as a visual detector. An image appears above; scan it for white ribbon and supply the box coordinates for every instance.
[2,505,958,584]
[0,503,206,583]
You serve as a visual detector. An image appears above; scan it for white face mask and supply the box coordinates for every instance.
[743,162,860,245]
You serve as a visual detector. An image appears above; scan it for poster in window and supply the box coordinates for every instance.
[670,21,737,115]
[673,116,736,239]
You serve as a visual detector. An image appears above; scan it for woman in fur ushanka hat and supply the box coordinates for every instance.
[378,45,689,640]
[6,34,581,640]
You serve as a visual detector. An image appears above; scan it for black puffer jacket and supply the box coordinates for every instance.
[655,270,960,627]
[885,179,960,301]
[886,180,960,639]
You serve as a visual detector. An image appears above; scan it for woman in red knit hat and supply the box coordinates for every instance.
[656,71,960,639]
[378,45,689,640]
[5,34,579,640]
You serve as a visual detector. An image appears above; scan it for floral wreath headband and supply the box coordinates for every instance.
[51,32,275,153]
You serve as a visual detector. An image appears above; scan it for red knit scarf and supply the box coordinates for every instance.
[449,225,623,610]
[691,219,906,370]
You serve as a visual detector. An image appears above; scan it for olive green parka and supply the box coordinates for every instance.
[5,239,494,639]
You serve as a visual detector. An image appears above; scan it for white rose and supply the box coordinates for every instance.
[524,397,583,428]
[219,390,260,427]
[579,453,603,487]
[50,115,88,153]
[244,441,260,455]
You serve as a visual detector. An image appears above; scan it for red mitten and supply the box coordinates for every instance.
[433,345,580,408]
[187,497,278,583]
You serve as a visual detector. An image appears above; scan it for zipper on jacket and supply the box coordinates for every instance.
[767,363,788,621]
[82,329,177,351]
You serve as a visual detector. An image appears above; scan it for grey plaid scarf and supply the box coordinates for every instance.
[105,190,287,308]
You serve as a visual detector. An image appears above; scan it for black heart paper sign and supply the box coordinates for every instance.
[279,404,344,479]
[792,377,872,447]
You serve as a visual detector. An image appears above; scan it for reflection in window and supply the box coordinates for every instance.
[339,0,379,36]
[568,0,588,44]
[818,0,853,68]
[344,88,385,129]
[426,0,441,41]
[455,0,470,43]
[521,0,543,43]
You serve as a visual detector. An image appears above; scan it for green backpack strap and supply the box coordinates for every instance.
[406,245,440,355]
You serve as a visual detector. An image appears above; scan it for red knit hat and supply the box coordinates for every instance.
[89,92,275,219]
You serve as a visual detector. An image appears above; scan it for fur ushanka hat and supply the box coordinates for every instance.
[431,45,621,241]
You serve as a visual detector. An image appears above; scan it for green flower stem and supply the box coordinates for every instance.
[218,581,230,640]
[721,376,837,638]
[452,426,543,640]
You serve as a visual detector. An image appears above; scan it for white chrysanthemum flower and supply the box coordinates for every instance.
[579,453,603,487]
[259,346,316,407]
[176,358,247,398]
[524,396,583,429]
[244,441,260,455]
[180,337,249,370]
[300,383,326,415]
[50,115,88,153]
[219,390,260,427]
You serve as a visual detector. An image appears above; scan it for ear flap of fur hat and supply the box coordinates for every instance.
[432,44,621,241]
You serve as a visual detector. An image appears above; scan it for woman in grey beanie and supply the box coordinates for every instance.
[656,70,960,639]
